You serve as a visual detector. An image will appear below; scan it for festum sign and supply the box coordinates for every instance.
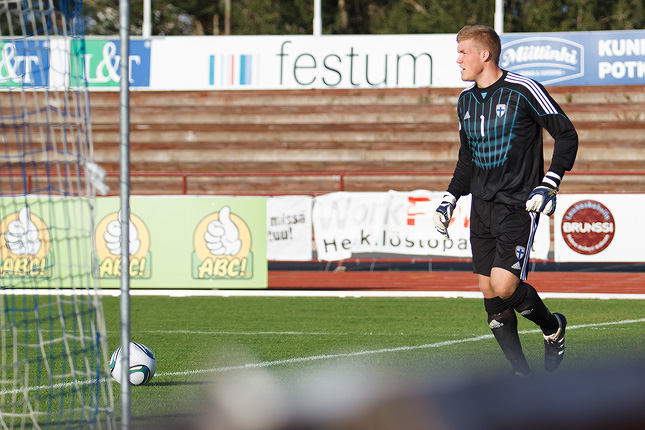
[5,30,643,90]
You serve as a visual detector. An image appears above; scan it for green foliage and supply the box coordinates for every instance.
[230,0,313,35]
[82,0,645,36]
[83,0,197,35]
[506,0,645,32]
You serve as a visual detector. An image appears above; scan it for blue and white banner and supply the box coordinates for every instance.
[142,30,645,89]
[79,39,151,88]
[501,30,645,86]
[0,40,50,87]
[5,29,644,90]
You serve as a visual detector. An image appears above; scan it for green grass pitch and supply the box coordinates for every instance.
[103,296,645,427]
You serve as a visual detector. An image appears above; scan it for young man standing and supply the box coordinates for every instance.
[434,25,578,376]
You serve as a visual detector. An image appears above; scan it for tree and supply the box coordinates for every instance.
[229,0,313,34]
[82,0,645,36]
[367,0,493,34]
[83,0,197,35]
[506,0,645,32]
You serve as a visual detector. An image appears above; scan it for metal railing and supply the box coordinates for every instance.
[6,169,645,196]
[112,170,645,195]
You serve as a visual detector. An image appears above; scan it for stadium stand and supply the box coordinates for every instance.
[84,85,645,196]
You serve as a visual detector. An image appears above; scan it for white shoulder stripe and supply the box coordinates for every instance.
[459,83,476,96]
[505,72,558,115]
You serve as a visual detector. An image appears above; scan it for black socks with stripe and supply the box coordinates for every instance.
[484,297,531,376]
[485,283,559,375]
[506,281,560,336]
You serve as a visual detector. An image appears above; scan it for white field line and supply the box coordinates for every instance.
[2,289,645,300]
[119,290,645,300]
[120,316,645,338]
[157,317,645,378]
[2,318,645,396]
[158,334,493,377]
[111,330,402,336]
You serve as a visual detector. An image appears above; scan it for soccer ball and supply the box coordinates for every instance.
[110,342,156,386]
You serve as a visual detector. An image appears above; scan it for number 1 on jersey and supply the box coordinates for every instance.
[480,115,485,137]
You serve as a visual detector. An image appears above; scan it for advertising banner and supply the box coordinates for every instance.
[0,197,88,282]
[266,195,313,261]
[312,191,550,261]
[5,29,644,91]
[554,195,645,262]
[144,29,645,89]
[93,196,267,289]
[501,30,645,86]
[72,39,152,88]
[0,40,50,87]
[0,196,267,289]
[149,34,460,90]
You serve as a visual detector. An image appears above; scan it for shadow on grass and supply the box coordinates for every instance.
[145,379,212,387]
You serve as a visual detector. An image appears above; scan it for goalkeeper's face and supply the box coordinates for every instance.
[457,38,485,82]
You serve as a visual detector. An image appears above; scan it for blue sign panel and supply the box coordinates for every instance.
[79,39,151,87]
[502,31,645,86]
[0,40,49,87]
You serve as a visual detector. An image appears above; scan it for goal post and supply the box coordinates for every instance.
[0,0,115,429]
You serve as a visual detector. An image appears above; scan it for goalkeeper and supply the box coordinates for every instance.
[434,25,578,377]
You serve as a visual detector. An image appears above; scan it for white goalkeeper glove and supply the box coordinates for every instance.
[433,192,457,238]
[525,171,561,216]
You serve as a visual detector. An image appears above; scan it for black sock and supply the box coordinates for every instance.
[484,297,531,375]
[506,282,559,335]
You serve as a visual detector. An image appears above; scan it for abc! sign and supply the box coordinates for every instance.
[561,200,615,255]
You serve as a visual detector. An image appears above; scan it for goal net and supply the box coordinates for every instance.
[0,0,115,429]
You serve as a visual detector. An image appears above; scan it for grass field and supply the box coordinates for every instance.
[103,295,645,429]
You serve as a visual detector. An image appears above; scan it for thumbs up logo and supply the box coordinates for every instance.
[203,206,242,256]
[94,211,151,279]
[192,206,253,280]
[0,206,51,278]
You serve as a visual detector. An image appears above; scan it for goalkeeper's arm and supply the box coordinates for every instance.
[434,130,471,238]
[528,93,577,217]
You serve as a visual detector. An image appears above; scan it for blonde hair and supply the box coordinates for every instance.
[457,25,501,65]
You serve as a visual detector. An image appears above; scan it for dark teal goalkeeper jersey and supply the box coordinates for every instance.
[447,70,578,206]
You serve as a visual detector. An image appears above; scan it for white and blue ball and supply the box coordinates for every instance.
[110,342,156,386]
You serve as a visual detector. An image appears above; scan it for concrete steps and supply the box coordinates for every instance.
[4,85,640,196]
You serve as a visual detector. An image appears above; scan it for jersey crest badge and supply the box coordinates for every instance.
[496,104,506,118]
[515,246,526,261]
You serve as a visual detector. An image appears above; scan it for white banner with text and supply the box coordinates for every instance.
[554,194,644,262]
[266,195,313,261]
[5,30,645,90]
[312,191,550,261]
[148,34,461,90]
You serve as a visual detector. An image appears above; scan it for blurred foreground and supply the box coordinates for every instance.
[148,359,645,430]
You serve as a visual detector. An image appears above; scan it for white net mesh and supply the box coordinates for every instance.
[0,0,114,428]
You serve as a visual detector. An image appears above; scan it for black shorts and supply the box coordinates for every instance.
[470,196,538,280]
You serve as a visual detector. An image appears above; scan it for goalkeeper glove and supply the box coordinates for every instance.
[433,192,457,238]
[525,171,561,216]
